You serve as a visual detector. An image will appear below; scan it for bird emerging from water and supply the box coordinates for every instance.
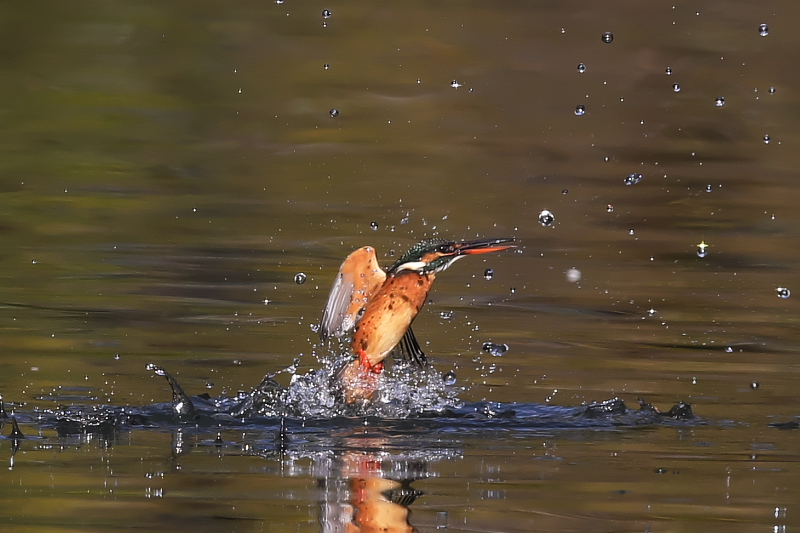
[319,237,515,401]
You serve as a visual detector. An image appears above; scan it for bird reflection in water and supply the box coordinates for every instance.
[316,436,444,533]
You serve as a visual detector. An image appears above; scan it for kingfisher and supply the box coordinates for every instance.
[319,237,515,401]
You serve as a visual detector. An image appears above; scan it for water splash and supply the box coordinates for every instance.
[226,356,461,419]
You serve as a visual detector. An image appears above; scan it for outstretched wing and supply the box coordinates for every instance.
[319,246,386,341]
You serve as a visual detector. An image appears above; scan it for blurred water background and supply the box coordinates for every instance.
[1,1,799,531]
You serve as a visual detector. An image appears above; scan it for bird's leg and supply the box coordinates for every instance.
[357,349,384,374]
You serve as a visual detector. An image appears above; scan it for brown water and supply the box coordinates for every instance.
[1,1,799,531]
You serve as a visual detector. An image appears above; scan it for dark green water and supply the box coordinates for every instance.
[1,1,799,531]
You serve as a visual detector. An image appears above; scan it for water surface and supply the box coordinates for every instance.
[1,1,799,531]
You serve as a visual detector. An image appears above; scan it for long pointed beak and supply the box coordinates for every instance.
[455,237,516,256]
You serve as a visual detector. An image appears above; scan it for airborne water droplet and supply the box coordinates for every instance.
[322,9,332,18]
[566,268,581,283]
[443,371,457,386]
[776,287,791,299]
[370,221,379,231]
[624,173,643,185]
[538,209,555,227]
[329,108,339,117]
[484,268,494,280]
[577,63,586,73]
[665,67,672,75]
[574,105,586,116]
[759,23,769,37]
[763,134,771,144]
[482,342,509,357]
[673,83,681,92]
[714,96,725,107]
[294,272,307,285]
[601,32,614,43]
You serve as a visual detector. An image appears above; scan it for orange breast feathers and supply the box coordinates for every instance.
[351,271,435,367]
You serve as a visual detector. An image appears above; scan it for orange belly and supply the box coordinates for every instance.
[351,272,435,367]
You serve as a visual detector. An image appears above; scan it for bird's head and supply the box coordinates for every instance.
[387,237,515,275]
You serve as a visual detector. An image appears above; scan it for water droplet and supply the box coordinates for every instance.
[483,268,494,280]
[562,188,568,194]
[750,381,760,390]
[714,96,725,107]
[577,63,586,73]
[323,63,330,70]
[624,173,643,185]
[665,67,672,76]
[509,287,516,294]
[31,259,37,264]
[725,346,733,353]
[697,249,707,258]
[439,310,455,320]
[538,209,555,227]
[369,221,379,231]
[322,9,332,18]
[566,268,581,283]
[672,83,681,92]
[329,108,339,117]
[443,371,457,386]
[759,23,769,37]
[769,86,776,94]
[450,80,462,88]
[763,134,770,144]
[205,381,214,388]
[482,342,509,357]
[629,229,635,236]
[601,32,614,43]
[776,287,791,299]
[294,272,307,285]
[705,184,713,193]
[574,105,586,116]
[606,204,614,212]
[275,0,284,4]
